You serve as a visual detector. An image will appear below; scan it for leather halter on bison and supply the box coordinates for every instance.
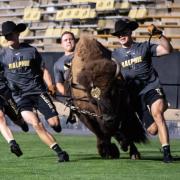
[66,36,147,159]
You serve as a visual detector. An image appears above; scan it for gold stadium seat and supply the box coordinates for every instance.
[63,9,74,19]
[56,9,81,20]
[78,8,96,19]
[97,19,106,29]
[61,27,71,35]
[120,2,130,9]
[70,28,80,37]
[56,9,75,20]
[135,8,148,19]
[45,28,62,38]
[128,8,138,19]
[79,8,91,19]
[31,8,41,21]
[89,9,96,18]
[96,0,115,11]
[53,28,62,37]
[0,36,8,47]
[69,8,78,19]
[55,10,64,21]
[23,7,32,21]
[96,0,104,11]
[23,7,41,21]
[104,0,115,10]
[72,8,81,19]
[20,28,31,38]
[45,28,54,37]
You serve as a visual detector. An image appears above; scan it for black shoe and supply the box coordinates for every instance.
[10,143,23,157]
[163,154,173,163]
[21,121,29,132]
[58,151,69,162]
[162,145,173,163]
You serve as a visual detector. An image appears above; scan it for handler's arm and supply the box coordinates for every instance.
[156,35,173,56]
[56,82,65,95]
[53,62,65,95]
[43,68,56,95]
[35,49,56,94]
[43,68,53,87]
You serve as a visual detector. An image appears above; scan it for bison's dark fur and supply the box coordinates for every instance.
[68,36,147,159]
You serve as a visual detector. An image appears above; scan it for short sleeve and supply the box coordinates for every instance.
[112,49,119,60]
[149,43,158,56]
[144,41,158,57]
[53,60,64,83]
[34,49,44,69]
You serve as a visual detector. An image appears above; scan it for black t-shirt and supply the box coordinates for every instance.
[0,43,46,102]
[54,54,73,84]
[112,41,160,95]
[0,65,7,90]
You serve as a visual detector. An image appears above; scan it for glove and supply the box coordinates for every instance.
[147,24,162,38]
[48,85,56,96]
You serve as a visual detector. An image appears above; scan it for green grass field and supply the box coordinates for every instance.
[0,132,180,180]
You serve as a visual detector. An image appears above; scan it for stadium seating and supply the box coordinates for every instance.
[23,7,41,22]
[0,0,179,51]
[0,36,8,47]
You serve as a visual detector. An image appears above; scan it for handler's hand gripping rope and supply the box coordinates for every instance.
[147,24,163,39]
[48,85,56,96]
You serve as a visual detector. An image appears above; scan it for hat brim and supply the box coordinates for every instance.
[1,23,26,36]
[14,23,27,33]
[111,21,139,36]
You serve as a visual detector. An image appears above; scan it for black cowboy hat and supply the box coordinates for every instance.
[1,21,26,36]
[111,19,139,36]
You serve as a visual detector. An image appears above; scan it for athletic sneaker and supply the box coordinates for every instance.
[163,145,173,163]
[163,153,173,163]
[10,143,23,157]
[58,151,69,162]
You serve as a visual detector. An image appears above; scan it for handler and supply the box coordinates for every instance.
[0,21,69,162]
[0,96,23,157]
[54,31,76,97]
[112,19,173,163]
[53,31,77,124]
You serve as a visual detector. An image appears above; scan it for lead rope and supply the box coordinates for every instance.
[148,34,153,53]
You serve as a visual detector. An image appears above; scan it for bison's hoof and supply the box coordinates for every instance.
[110,143,120,159]
[98,143,120,159]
